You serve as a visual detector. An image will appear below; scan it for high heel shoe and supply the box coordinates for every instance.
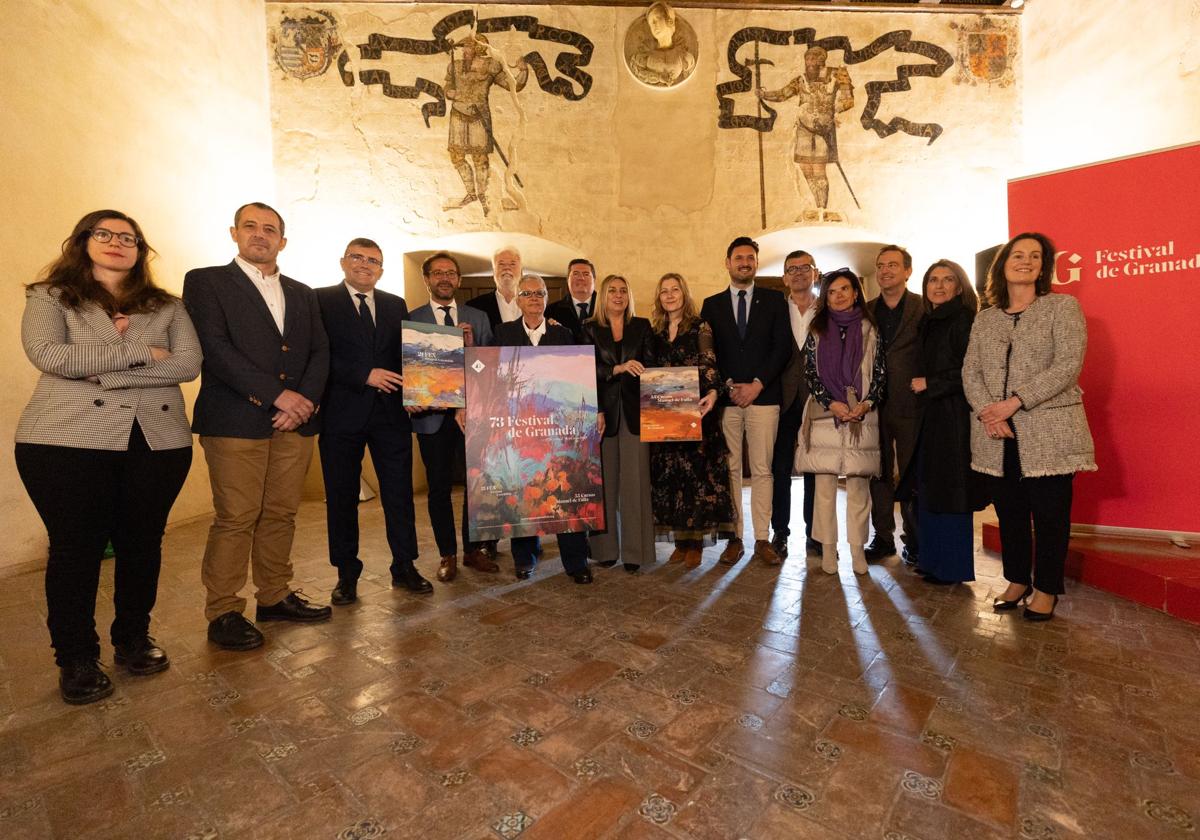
[992,584,1033,611]
[1023,594,1059,622]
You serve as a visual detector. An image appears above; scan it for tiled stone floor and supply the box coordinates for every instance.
[2,488,1199,839]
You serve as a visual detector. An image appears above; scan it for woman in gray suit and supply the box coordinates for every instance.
[15,210,201,704]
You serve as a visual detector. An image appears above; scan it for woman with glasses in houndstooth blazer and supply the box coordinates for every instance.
[15,210,201,705]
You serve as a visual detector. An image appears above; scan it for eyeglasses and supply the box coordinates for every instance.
[90,228,139,248]
[517,290,547,298]
[784,265,816,275]
[428,270,459,279]
[345,253,383,268]
[821,267,855,284]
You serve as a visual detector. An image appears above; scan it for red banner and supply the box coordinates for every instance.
[1008,142,1200,532]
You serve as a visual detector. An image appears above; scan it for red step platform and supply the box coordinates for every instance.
[982,521,1200,624]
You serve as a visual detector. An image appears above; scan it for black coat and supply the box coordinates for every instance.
[898,296,986,512]
[493,318,576,348]
[546,291,597,343]
[581,317,652,436]
[699,286,792,406]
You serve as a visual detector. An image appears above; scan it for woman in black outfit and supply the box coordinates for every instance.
[581,274,655,573]
[15,210,200,704]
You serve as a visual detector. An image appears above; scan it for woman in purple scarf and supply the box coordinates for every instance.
[794,269,886,575]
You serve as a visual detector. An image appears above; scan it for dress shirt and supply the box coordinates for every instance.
[522,318,548,346]
[728,282,755,321]
[496,290,521,323]
[235,255,285,333]
[874,293,906,348]
[433,299,459,326]
[570,295,592,319]
[344,282,376,321]
[788,295,817,346]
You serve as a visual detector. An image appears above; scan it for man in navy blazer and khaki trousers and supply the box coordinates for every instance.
[184,202,331,651]
[700,236,793,567]
[315,238,431,606]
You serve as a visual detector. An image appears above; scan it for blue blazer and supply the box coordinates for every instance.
[408,301,492,434]
[315,283,410,434]
[184,261,328,438]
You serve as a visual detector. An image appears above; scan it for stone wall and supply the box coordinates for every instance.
[267,3,1023,301]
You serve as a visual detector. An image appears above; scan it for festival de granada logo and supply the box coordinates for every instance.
[1053,239,1200,285]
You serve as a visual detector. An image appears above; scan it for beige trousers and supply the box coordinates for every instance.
[199,433,314,620]
[721,404,780,541]
[813,474,871,548]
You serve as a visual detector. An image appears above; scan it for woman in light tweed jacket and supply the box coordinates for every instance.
[15,210,201,704]
[963,232,1096,622]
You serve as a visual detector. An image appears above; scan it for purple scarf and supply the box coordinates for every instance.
[817,307,865,404]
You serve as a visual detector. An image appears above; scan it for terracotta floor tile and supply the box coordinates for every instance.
[520,777,643,840]
[823,716,946,778]
[943,746,1020,827]
[471,741,572,818]
[868,682,937,736]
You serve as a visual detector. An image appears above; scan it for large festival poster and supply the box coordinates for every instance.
[401,320,466,408]
[464,346,605,541]
[1008,142,1200,532]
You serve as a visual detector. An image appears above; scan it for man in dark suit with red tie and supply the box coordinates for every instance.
[314,238,430,605]
[545,258,598,342]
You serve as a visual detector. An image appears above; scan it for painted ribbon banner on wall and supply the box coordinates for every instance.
[1008,142,1200,532]
[337,9,594,126]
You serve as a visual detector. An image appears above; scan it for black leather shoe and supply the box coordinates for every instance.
[863,540,896,561]
[805,538,821,554]
[113,636,170,675]
[902,546,919,566]
[1024,594,1059,622]
[993,584,1034,612]
[623,563,640,574]
[571,569,594,584]
[331,578,358,605]
[515,566,534,580]
[770,534,789,558]
[207,611,265,650]
[391,566,434,594]
[596,559,619,568]
[59,659,114,705]
[256,591,332,623]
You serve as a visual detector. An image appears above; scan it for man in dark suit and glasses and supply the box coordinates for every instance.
[466,246,523,330]
[866,244,923,564]
[545,257,598,342]
[494,274,595,583]
[314,238,431,605]
[700,236,793,568]
[184,202,332,651]
[409,251,496,583]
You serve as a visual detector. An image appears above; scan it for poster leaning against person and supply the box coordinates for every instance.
[464,345,606,541]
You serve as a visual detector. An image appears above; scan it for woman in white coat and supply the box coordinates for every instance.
[795,269,886,575]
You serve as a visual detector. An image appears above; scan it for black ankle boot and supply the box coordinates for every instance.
[59,659,114,705]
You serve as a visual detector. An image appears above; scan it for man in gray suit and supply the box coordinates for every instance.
[409,252,496,583]
[183,202,331,652]
[866,244,923,564]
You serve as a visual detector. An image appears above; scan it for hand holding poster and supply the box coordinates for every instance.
[402,320,465,408]
[464,346,605,541]
[640,366,702,442]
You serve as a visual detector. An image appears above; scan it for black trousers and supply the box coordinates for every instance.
[415,418,481,557]
[991,438,1074,596]
[319,401,418,581]
[511,532,588,575]
[870,410,919,549]
[770,400,815,540]
[15,424,192,666]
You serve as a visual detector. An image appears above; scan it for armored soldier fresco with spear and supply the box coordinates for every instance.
[757,45,857,214]
[443,33,529,215]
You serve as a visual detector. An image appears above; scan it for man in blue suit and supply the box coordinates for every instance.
[315,238,431,606]
[409,252,497,583]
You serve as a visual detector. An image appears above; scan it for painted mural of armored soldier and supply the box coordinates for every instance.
[444,34,528,215]
[758,46,854,210]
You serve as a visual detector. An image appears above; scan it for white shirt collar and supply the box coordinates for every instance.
[235,254,280,284]
[344,281,374,302]
[522,318,547,345]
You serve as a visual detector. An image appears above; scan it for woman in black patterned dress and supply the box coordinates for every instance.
[645,273,735,567]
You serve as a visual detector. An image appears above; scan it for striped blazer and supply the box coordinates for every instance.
[16,283,202,451]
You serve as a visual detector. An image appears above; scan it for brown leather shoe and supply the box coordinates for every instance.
[668,546,686,564]
[753,539,782,566]
[464,548,500,573]
[684,548,703,569]
[718,539,745,565]
[437,554,458,583]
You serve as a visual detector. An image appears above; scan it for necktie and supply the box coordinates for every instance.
[356,293,375,336]
[736,290,747,339]
[577,302,589,322]
[439,305,455,327]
